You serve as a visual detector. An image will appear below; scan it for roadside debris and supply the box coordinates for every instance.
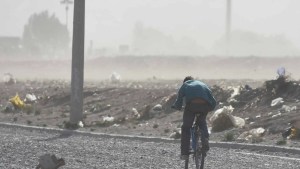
[110,72,121,83]
[237,127,265,143]
[152,104,162,111]
[169,128,181,139]
[9,94,25,109]
[3,73,16,85]
[277,67,286,78]
[271,97,284,107]
[103,116,114,122]
[282,126,299,139]
[25,93,37,103]
[78,121,84,128]
[132,108,140,119]
[36,154,65,169]
[210,106,245,132]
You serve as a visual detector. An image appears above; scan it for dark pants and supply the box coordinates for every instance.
[181,103,211,155]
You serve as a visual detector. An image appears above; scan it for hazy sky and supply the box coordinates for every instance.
[1,0,300,53]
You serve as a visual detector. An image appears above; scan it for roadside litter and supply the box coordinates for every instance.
[8,94,34,113]
[36,154,65,169]
[237,127,265,143]
[282,126,299,139]
[9,94,25,109]
[3,73,16,85]
[110,72,121,83]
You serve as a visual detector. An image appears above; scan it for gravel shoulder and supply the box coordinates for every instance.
[1,124,300,169]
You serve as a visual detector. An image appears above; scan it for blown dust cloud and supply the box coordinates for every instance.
[1,0,300,152]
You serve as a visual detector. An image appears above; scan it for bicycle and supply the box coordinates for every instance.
[184,113,207,169]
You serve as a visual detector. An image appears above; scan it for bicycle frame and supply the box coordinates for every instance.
[185,113,206,169]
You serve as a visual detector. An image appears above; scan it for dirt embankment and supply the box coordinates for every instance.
[0,78,300,147]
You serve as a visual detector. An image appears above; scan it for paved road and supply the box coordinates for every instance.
[1,125,300,169]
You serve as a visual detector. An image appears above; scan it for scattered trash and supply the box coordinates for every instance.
[280,105,296,113]
[78,121,84,128]
[169,128,181,139]
[36,154,65,169]
[9,94,25,109]
[110,72,121,83]
[25,93,37,103]
[132,108,140,119]
[112,124,120,127]
[3,73,16,85]
[103,116,114,122]
[282,126,299,139]
[271,112,282,118]
[277,67,285,78]
[227,86,241,102]
[152,104,162,111]
[271,97,284,107]
[237,127,265,143]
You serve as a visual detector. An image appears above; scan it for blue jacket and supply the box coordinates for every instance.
[173,80,216,110]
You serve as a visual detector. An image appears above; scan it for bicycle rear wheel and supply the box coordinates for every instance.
[194,129,203,169]
[184,158,189,169]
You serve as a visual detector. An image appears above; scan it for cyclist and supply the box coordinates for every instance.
[172,76,216,160]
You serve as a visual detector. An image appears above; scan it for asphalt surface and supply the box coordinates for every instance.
[1,125,300,169]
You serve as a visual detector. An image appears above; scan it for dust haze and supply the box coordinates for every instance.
[1,0,300,80]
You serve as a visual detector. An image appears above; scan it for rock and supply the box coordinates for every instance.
[4,102,15,112]
[152,104,162,111]
[210,106,245,132]
[36,154,65,169]
[271,97,284,107]
[232,116,245,128]
[210,106,234,122]
[169,129,181,139]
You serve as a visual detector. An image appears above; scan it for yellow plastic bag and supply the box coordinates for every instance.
[290,127,297,139]
[9,94,25,109]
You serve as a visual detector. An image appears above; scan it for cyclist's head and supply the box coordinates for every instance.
[183,76,194,83]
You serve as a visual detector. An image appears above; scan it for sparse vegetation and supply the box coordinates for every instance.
[276,139,287,145]
[223,131,235,142]
[153,123,159,129]
[27,120,32,125]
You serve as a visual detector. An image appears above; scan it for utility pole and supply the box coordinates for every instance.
[60,0,73,29]
[70,0,85,125]
[226,0,232,55]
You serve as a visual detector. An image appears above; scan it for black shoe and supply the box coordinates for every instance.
[180,154,189,160]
